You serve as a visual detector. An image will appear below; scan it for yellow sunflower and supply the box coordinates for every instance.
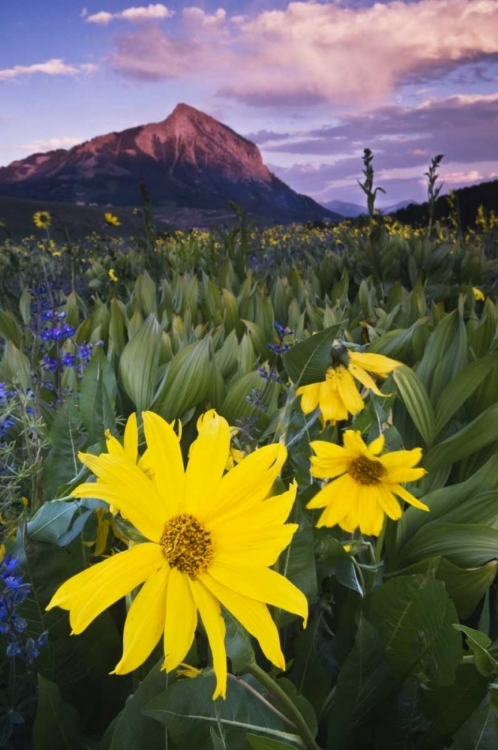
[33,211,51,229]
[47,410,307,699]
[296,348,400,426]
[104,212,120,227]
[307,430,428,535]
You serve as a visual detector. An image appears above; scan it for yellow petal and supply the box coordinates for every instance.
[310,456,349,480]
[392,484,430,511]
[208,563,308,626]
[73,455,165,542]
[348,351,400,375]
[306,473,352,509]
[212,443,287,524]
[376,484,402,521]
[105,432,125,457]
[202,574,285,670]
[124,412,138,462]
[296,383,320,414]
[358,488,385,536]
[46,543,163,633]
[142,411,185,517]
[212,482,297,539]
[113,564,169,674]
[348,363,383,396]
[342,430,369,457]
[368,434,385,456]
[385,467,427,484]
[189,580,227,699]
[163,568,198,672]
[310,441,348,459]
[336,370,364,415]
[319,380,348,423]
[215,525,297,568]
[380,447,423,469]
[185,410,230,517]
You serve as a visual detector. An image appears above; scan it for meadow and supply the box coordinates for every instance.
[0,201,498,749]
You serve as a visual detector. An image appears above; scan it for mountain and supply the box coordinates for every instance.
[0,104,340,224]
[392,180,498,231]
[321,200,366,218]
[381,199,418,214]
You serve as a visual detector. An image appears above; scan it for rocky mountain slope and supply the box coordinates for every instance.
[0,104,340,224]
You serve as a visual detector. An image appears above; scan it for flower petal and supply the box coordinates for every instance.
[342,430,369,457]
[349,351,400,375]
[392,484,430,511]
[142,411,185,517]
[163,568,198,672]
[348,363,383,396]
[336,370,364,415]
[189,580,227,699]
[368,434,385,456]
[306,473,352,509]
[46,543,163,633]
[74,454,165,542]
[296,383,320,415]
[358,487,385,536]
[376,484,402,521]
[202,574,285,670]
[124,412,138,462]
[385,467,427,484]
[208,563,308,626]
[212,443,287,523]
[319,381,348,422]
[113,564,169,674]
[212,482,297,539]
[185,410,230,517]
[380,448,424,469]
[215,525,298,568]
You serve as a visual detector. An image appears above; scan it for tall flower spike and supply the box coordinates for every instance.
[307,430,429,536]
[47,410,308,699]
[296,347,400,426]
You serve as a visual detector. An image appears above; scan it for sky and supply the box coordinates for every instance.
[1,0,497,206]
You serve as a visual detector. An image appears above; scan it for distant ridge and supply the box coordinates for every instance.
[0,103,341,224]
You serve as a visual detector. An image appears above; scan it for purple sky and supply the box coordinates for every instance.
[1,0,497,206]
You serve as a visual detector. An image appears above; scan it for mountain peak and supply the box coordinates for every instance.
[0,103,339,224]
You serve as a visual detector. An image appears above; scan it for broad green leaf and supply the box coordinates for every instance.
[453,626,497,677]
[367,318,428,360]
[449,699,497,750]
[79,348,116,443]
[423,403,498,472]
[143,672,302,750]
[398,523,498,569]
[119,314,162,412]
[366,575,461,686]
[134,270,157,317]
[0,309,23,347]
[434,353,498,436]
[32,675,81,750]
[220,371,280,429]
[152,335,211,421]
[393,365,436,447]
[1,339,31,390]
[282,324,342,387]
[42,396,87,501]
[27,500,92,547]
[246,735,299,750]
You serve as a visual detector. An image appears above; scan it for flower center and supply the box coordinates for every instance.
[160,514,213,579]
[326,364,347,380]
[348,455,387,485]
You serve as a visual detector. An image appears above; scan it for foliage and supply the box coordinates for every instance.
[0,204,497,749]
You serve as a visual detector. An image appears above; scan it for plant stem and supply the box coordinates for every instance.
[245,661,322,750]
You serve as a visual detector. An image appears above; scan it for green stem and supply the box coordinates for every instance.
[245,661,322,750]
[374,520,386,565]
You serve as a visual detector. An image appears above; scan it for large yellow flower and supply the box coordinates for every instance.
[307,430,429,535]
[47,410,307,699]
[296,349,400,425]
[33,211,51,229]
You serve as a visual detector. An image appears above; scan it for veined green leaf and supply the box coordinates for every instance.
[423,403,498,471]
[119,313,162,412]
[393,365,436,447]
[282,324,342,387]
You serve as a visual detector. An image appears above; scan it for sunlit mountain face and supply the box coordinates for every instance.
[1,1,497,206]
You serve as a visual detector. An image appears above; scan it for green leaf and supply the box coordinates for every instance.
[366,575,461,686]
[246,735,299,750]
[2,339,31,390]
[423,403,498,472]
[119,313,162,412]
[434,353,498,436]
[27,500,92,547]
[282,324,342,387]
[393,365,436,447]
[32,675,81,750]
[398,524,498,569]
[152,336,211,421]
[144,672,302,750]
[102,661,168,750]
[220,371,280,429]
[367,318,428,360]
[449,699,497,750]
[134,271,157,317]
[79,348,116,443]
[453,626,497,677]
[42,396,87,501]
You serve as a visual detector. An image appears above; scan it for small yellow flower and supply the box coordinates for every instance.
[108,269,118,282]
[473,287,485,302]
[52,251,62,258]
[104,212,120,227]
[297,349,400,426]
[47,410,307,699]
[33,211,51,229]
[307,430,429,536]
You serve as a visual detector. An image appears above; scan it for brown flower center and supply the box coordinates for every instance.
[160,514,213,579]
[348,455,387,485]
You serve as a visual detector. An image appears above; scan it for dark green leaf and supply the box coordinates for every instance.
[282,325,342,387]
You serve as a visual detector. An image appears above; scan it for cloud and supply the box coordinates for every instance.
[111,26,204,80]
[109,0,498,107]
[260,94,498,201]
[20,137,82,153]
[0,59,98,80]
[86,4,174,25]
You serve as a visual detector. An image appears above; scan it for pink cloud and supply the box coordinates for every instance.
[0,59,97,80]
[109,0,498,107]
[86,4,174,26]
